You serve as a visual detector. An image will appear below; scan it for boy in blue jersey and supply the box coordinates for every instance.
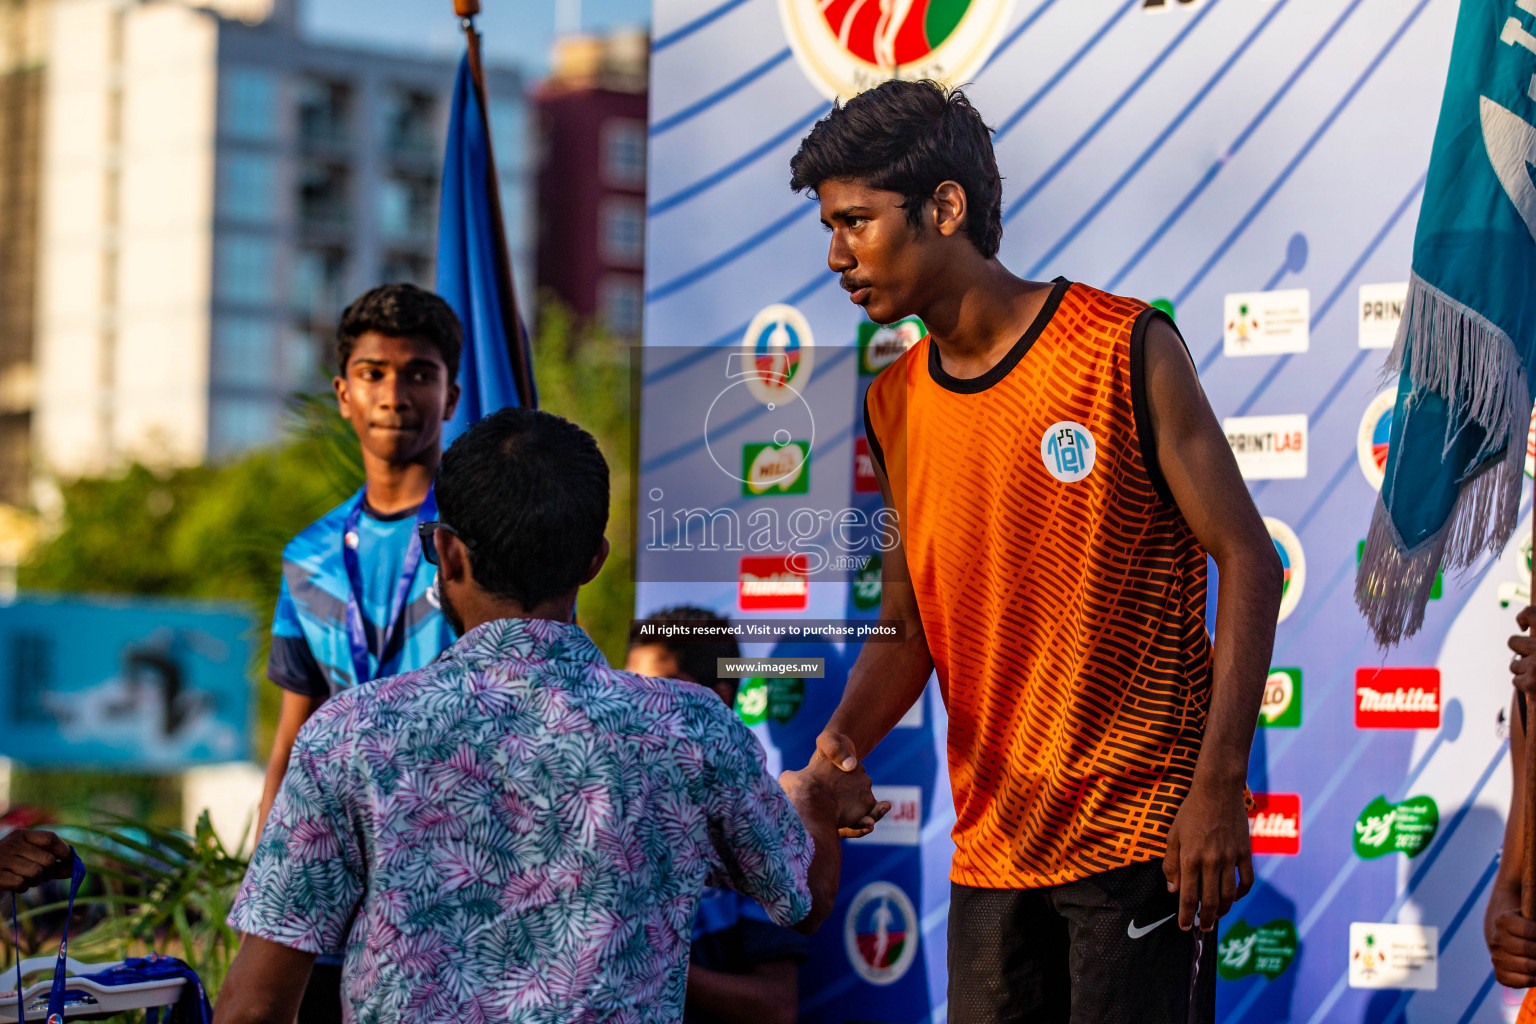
[259,283,461,1022]
[627,607,807,1024]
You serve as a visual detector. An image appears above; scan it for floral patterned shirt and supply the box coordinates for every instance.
[229,617,814,1023]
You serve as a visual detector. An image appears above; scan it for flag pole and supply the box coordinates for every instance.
[452,0,537,408]
[1525,505,1536,919]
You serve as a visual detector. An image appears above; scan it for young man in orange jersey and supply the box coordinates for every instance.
[788,79,1283,1023]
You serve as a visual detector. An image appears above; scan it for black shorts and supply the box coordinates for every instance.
[947,861,1216,1024]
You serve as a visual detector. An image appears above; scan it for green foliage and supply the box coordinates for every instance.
[14,398,361,820]
[531,304,636,664]
[12,304,637,814]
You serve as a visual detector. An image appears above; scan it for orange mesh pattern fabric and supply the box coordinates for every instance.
[864,281,1213,890]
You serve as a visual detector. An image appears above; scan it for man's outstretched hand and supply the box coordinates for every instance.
[0,830,73,893]
[1162,777,1254,932]
[781,751,891,840]
[808,731,888,838]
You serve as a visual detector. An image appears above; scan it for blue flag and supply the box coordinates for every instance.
[1357,0,1536,646]
[437,53,536,443]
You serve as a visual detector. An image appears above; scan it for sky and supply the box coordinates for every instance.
[304,0,652,76]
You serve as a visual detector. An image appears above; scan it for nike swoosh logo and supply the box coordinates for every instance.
[1127,913,1178,940]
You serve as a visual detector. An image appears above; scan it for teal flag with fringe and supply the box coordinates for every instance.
[1357,0,1536,646]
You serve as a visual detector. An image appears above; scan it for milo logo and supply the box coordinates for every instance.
[1354,795,1438,859]
[1259,668,1301,728]
[1217,919,1298,982]
[742,441,811,496]
[857,318,925,376]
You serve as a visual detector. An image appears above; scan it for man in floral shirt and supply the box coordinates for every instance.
[215,408,885,1024]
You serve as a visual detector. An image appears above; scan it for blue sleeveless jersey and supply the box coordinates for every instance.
[268,489,456,698]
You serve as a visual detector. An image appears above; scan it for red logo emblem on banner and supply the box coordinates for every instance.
[1248,793,1301,856]
[854,438,879,494]
[1355,668,1440,729]
[738,555,810,611]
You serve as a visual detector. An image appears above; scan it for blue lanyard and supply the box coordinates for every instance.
[12,848,84,1024]
[342,487,437,688]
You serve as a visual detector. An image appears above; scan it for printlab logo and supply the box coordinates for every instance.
[1353,794,1439,859]
[742,441,811,496]
[1358,283,1408,350]
[1040,421,1097,483]
[1247,793,1301,856]
[1355,668,1440,729]
[1357,389,1396,490]
[844,881,919,986]
[1264,517,1306,623]
[735,676,806,725]
[1224,414,1307,480]
[1216,919,1298,982]
[858,318,924,376]
[1259,668,1301,728]
[737,555,810,612]
[779,0,1016,100]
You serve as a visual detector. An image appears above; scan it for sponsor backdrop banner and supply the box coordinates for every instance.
[640,0,1530,1019]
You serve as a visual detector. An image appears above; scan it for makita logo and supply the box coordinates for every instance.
[1355,668,1440,729]
[1247,793,1301,855]
[854,438,879,493]
[738,555,809,611]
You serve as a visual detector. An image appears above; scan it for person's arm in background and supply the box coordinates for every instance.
[257,577,328,841]
[0,830,73,892]
[1142,314,1283,933]
[686,961,798,1024]
[1490,605,1536,984]
[257,692,325,841]
[778,757,885,936]
[811,454,933,807]
[213,936,315,1024]
[1486,689,1536,985]
[220,717,363,1023]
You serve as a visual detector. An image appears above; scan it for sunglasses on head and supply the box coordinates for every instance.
[417,521,472,565]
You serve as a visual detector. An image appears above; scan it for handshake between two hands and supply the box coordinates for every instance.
[779,730,893,839]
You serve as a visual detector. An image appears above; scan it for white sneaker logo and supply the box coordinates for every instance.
[1127,912,1178,940]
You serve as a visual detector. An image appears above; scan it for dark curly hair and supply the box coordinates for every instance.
[789,79,1004,259]
[627,606,741,688]
[337,283,463,381]
[435,407,609,609]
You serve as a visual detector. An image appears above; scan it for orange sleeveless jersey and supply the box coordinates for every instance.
[864,279,1214,889]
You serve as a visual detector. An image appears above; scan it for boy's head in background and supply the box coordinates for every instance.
[333,283,463,470]
[626,606,741,708]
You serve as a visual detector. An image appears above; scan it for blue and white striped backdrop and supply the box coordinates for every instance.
[638,1,1531,1019]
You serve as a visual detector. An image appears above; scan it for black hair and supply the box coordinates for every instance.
[627,606,741,688]
[435,407,609,609]
[788,79,1003,259]
[337,283,464,381]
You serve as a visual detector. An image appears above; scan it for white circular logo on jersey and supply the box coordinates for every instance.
[1040,421,1097,483]
[741,304,816,406]
[1264,516,1306,624]
[844,881,919,986]
[778,0,1016,100]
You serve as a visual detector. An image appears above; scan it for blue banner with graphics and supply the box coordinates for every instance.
[0,594,252,769]
[640,0,1531,1020]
